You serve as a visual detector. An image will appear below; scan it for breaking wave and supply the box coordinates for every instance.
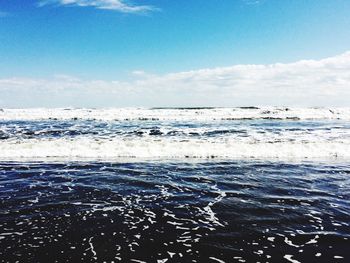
[1,107,349,160]
[1,107,350,121]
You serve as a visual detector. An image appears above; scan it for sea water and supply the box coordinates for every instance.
[0,107,349,262]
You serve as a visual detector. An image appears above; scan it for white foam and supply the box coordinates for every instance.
[1,107,349,161]
[0,137,349,160]
[1,107,350,121]
[209,257,226,263]
[284,255,301,263]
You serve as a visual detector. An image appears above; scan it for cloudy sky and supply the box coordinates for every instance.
[1,0,350,107]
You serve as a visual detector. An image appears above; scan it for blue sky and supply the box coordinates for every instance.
[0,0,350,107]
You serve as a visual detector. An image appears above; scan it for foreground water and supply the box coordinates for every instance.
[0,107,349,262]
[1,161,349,262]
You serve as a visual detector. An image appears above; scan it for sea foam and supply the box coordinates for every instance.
[0,107,349,160]
[1,107,350,121]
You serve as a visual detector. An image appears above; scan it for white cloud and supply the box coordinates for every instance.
[1,52,350,107]
[38,0,157,13]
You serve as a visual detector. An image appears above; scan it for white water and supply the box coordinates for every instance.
[1,107,349,160]
[1,107,350,121]
[0,137,348,159]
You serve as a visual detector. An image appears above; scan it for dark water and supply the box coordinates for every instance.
[0,161,349,263]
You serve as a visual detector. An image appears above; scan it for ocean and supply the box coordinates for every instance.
[0,107,349,262]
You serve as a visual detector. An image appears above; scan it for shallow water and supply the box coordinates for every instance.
[0,161,349,262]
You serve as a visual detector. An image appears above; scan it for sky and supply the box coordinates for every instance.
[0,0,350,107]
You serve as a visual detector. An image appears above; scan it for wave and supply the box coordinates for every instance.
[0,137,348,160]
[1,107,349,160]
[1,107,350,121]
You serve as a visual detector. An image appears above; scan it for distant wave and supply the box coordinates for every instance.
[1,107,350,121]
